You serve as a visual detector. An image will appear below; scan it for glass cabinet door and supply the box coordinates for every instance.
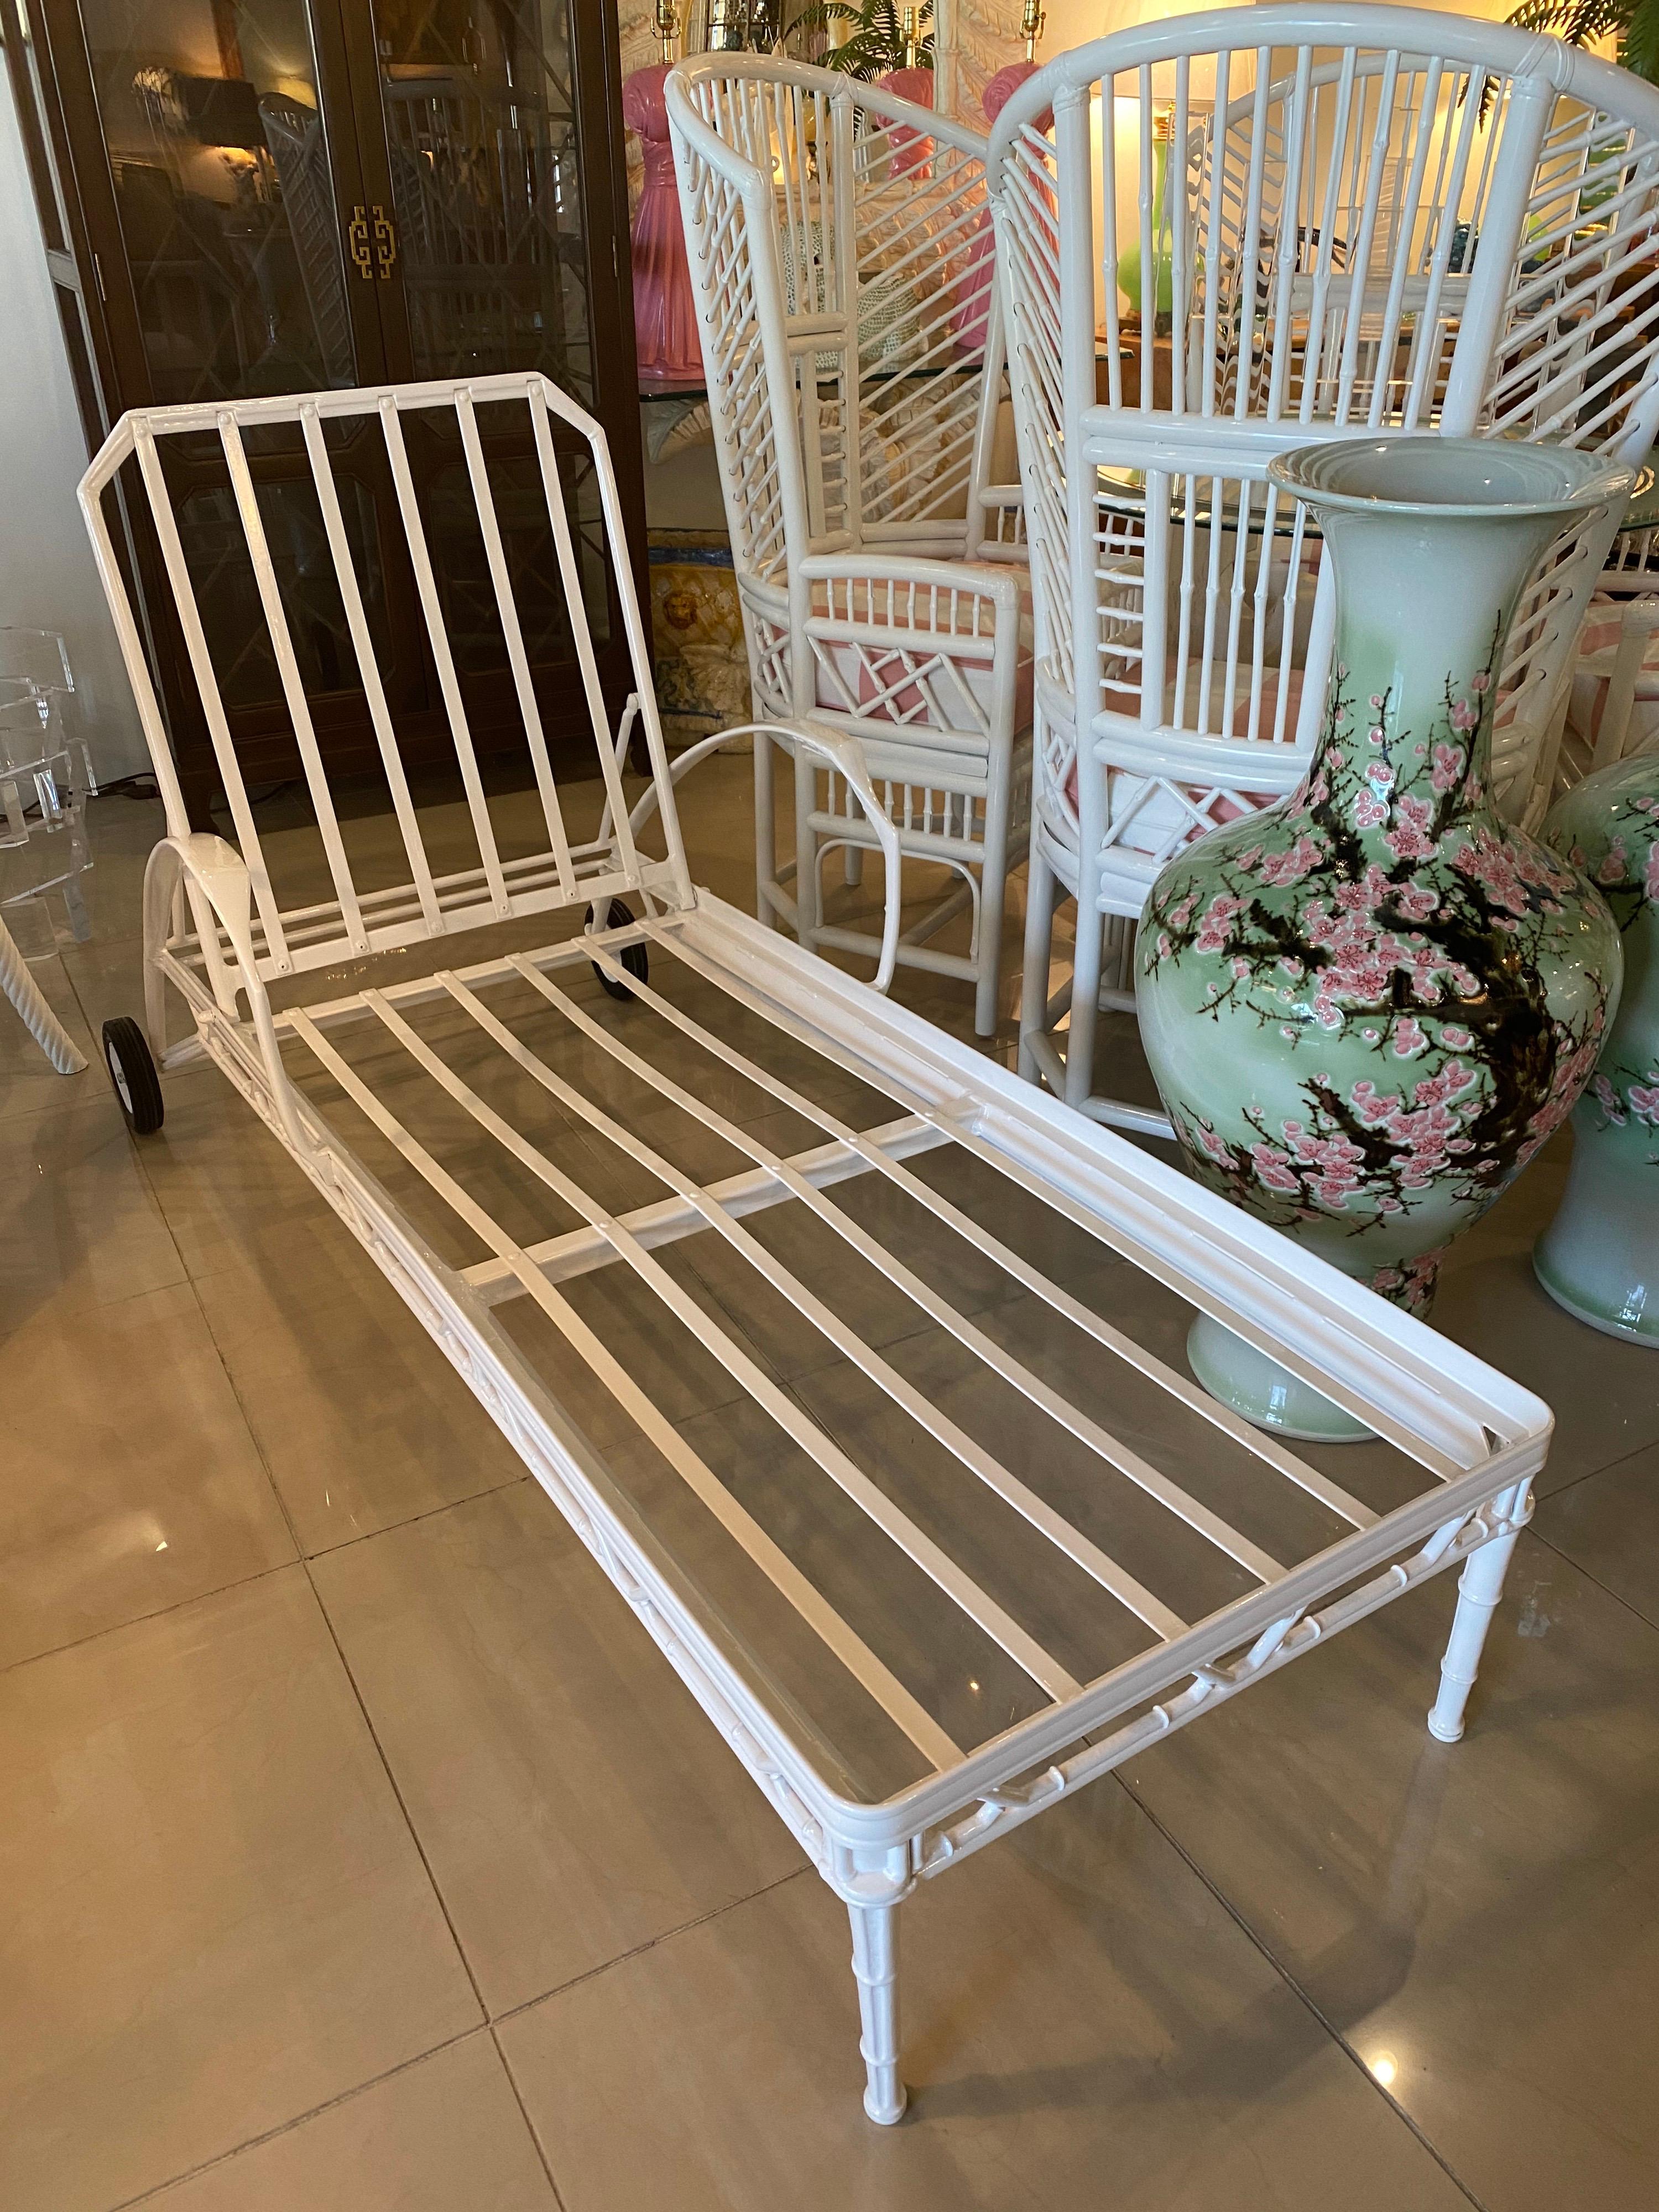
[347,0,638,710]
[32,0,644,816]
[362,0,594,394]
[75,0,371,401]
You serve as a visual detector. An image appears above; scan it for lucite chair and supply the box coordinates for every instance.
[0,629,93,1072]
[989,5,1659,1124]
[667,55,1030,1035]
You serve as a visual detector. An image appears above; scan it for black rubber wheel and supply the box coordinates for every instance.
[102,1016,165,1135]
[590,898,649,1001]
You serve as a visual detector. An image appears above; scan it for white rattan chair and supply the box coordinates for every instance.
[667,56,1030,1035]
[989,6,1659,1126]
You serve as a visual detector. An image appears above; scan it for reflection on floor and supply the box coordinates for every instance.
[3,762,1658,2211]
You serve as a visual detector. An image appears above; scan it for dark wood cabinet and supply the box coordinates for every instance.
[3,0,647,820]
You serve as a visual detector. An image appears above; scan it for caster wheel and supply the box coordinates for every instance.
[590,898,649,1001]
[102,1015,164,1135]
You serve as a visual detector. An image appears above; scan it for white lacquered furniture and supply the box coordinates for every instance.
[82,369,1552,2126]
[667,56,1030,1035]
[989,6,1659,1126]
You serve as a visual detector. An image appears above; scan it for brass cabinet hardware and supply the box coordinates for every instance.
[347,204,373,281]
[370,204,397,279]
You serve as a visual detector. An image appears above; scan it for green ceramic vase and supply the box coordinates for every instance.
[1535,753,1659,1345]
[1136,435,1630,1439]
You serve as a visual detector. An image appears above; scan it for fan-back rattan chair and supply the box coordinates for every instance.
[990,5,1659,1124]
[668,56,1030,1035]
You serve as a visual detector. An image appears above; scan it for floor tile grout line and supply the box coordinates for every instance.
[1526,1521,1659,1636]
[490,2025,571,2210]
[103,2025,486,2211]
[487,1865,813,2034]
[0,1558,295,1682]
[1532,1423,1659,1514]
[302,1558,493,2023]
[295,1470,534,1564]
[1110,1772,1494,2212]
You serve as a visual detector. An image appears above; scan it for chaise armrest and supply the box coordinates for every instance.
[140,833,313,1156]
[622,718,905,993]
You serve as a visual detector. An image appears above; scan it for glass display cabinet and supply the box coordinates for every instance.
[2,0,646,818]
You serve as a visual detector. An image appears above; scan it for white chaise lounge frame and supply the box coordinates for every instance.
[81,371,1552,2126]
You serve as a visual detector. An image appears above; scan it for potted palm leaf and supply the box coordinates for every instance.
[1505,0,1659,82]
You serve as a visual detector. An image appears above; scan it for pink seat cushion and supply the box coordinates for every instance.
[1579,598,1659,698]
[1063,661,1306,831]
[811,562,1035,736]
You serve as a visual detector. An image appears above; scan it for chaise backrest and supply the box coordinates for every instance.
[666,60,1017,640]
[78,373,693,985]
[990,6,1659,849]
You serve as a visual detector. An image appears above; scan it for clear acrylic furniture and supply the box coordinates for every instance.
[989,5,1659,1126]
[0,630,93,1073]
[667,56,1031,1035]
[82,368,1552,2125]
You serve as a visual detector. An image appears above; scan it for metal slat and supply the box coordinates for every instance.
[377,393,510,915]
[216,413,368,952]
[130,422,290,969]
[298,401,442,937]
[286,1006,962,1770]
[453,388,577,894]
[525,383,643,888]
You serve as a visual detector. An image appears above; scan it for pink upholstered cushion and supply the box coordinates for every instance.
[1062,662,1306,832]
[811,561,1035,737]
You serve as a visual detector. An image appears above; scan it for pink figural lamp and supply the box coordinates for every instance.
[953,0,1047,354]
[877,8,935,174]
[624,1,703,386]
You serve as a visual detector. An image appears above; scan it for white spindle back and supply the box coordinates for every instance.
[667,59,1016,681]
[79,373,692,984]
[991,6,1659,876]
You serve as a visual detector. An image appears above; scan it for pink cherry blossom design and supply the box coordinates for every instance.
[1449,697,1480,732]
[1597,838,1630,886]
[1590,1073,1626,1125]
[1260,834,1324,887]
[1630,1083,1659,1125]
[1392,1015,1428,1057]
[1470,669,1491,692]
[1431,743,1465,793]
[1194,890,1246,953]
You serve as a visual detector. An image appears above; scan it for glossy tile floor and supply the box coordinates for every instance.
[4,766,1659,2211]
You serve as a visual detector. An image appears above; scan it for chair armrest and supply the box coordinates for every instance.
[799,550,1023,619]
[625,718,905,992]
[141,834,312,1156]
